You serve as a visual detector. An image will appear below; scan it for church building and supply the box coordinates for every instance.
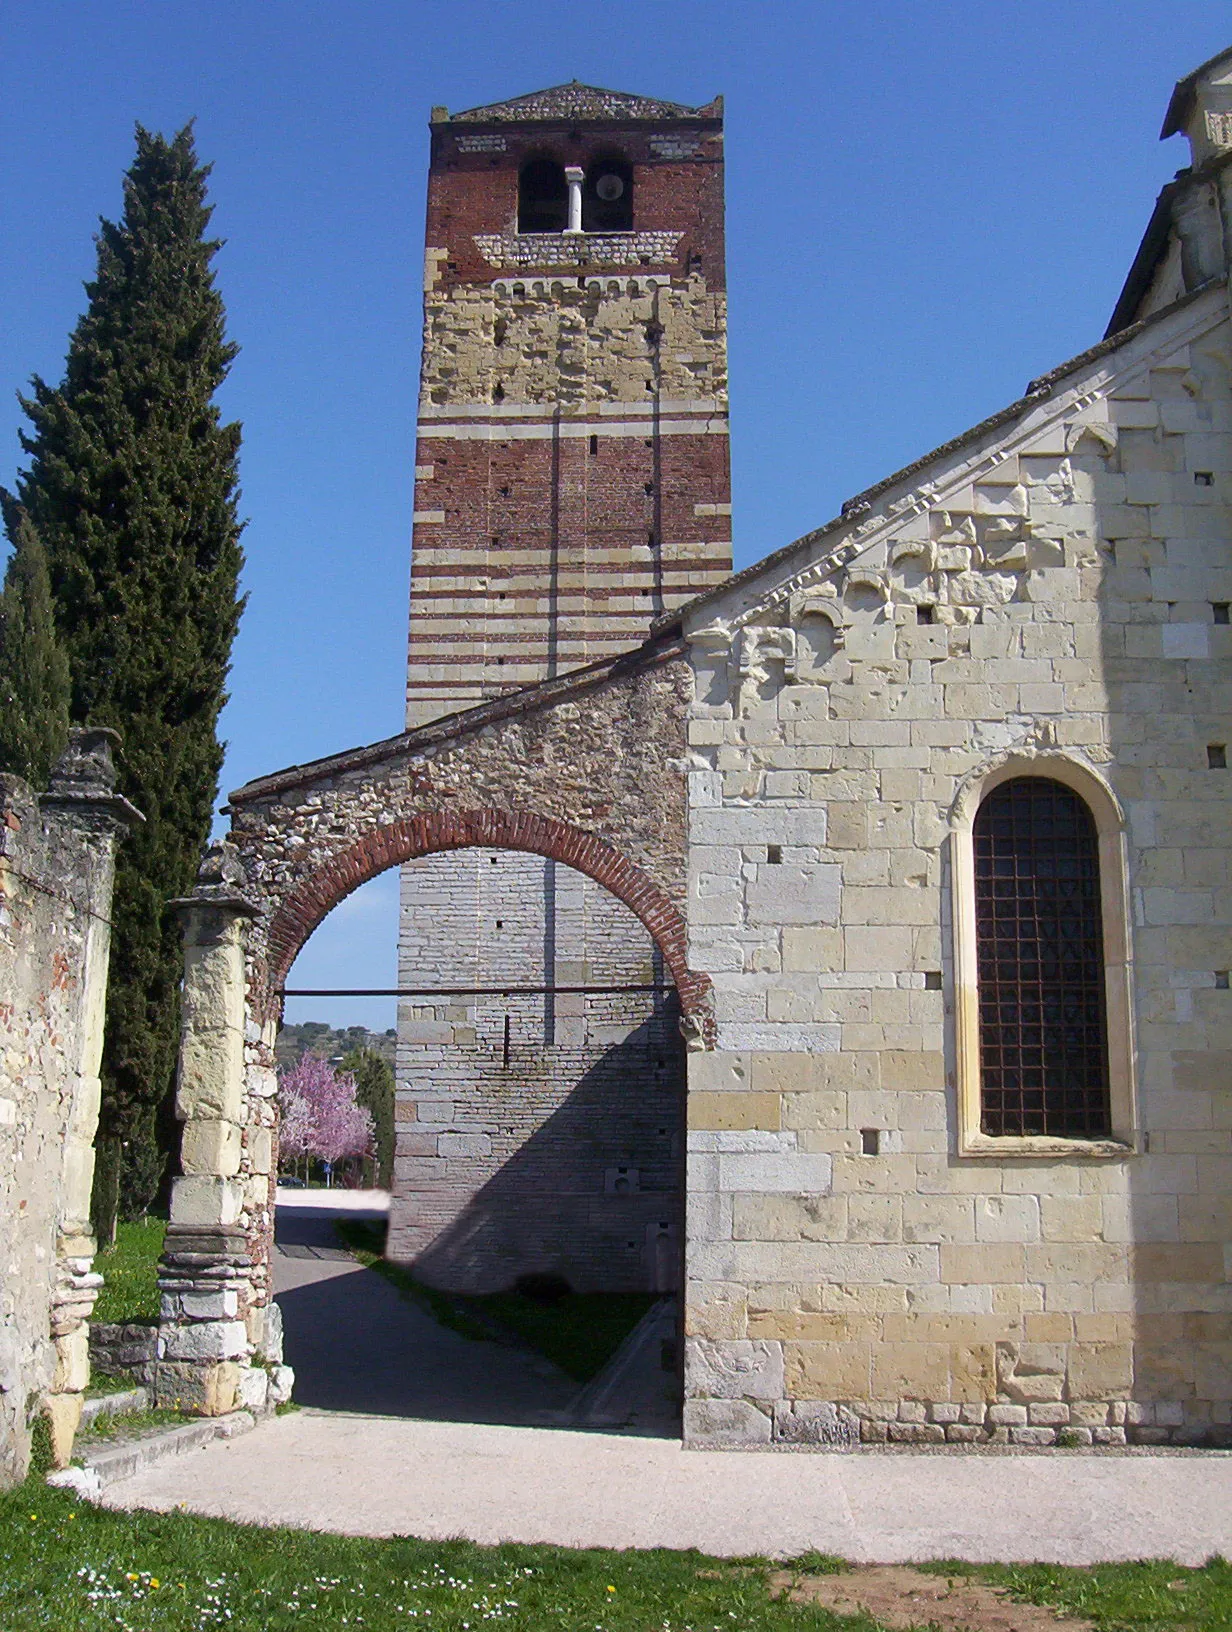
[154,49,1232,1450]
[675,46,1232,1445]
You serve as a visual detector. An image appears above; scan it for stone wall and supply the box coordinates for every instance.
[392,850,683,1291]
[157,640,704,1410]
[680,284,1232,1447]
[0,731,137,1483]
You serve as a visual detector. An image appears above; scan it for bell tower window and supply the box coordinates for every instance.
[584,155,633,231]
[518,158,568,233]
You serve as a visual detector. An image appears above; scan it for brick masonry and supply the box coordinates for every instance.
[396,83,732,1294]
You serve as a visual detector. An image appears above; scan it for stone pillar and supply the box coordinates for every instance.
[154,842,272,1415]
[565,165,584,234]
[34,730,141,1468]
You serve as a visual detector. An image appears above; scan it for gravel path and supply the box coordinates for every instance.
[102,1408,1232,1564]
[98,1193,1232,1563]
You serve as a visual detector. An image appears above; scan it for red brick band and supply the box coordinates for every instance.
[262,808,712,1037]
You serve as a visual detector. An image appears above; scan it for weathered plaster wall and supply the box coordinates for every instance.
[0,732,135,1483]
[681,287,1232,1447]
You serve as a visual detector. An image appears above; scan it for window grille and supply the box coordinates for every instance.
[973,777,1110,1137]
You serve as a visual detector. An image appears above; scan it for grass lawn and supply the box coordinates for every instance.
[4,1479,1232,1630]
[937,1556,1232,1627]
[92,1217,167,1326]
[335,1218,656,1382]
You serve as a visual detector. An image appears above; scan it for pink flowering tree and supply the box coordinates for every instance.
[277,1056,374,1183]
[278,1073,316,1173]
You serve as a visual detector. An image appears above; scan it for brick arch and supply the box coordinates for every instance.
[261,807,712,1036]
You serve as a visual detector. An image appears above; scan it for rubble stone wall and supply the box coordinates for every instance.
[0,732,135,1483]
[158,642,703,1409]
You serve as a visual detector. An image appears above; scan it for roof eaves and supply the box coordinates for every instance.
[1161,46,1232,140]
[660,281,1222,633]
[442,82,719,126]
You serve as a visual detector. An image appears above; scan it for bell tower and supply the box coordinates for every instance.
[392,83,731,1292]
[405,81,731,722]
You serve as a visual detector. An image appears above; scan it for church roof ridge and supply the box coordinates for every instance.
[1161,44,1232,140]
[440,81,721,125]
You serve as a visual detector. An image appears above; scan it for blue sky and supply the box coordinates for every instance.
[2,2,1225,1028]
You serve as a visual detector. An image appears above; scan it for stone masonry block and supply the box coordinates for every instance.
[688,1052,750,1093]
[174,1288,239,1322]
[238,1365,270,1413]
[691,808,828,847]
[685,1337,784,1400]
[168,1175,245,1229]
[717,1151,832,1193]
[43,1394,83,1470]
[160,1320,248,1363]
[52,1328,90,1395]
[176,1026,245,1123]
[181,938,246,1033]
[1069,1342,1134,1399]
[685,1283,748,1342]
[746,865,841,926]
[180,1118,243,1177]
[153,1359,240,1416]
[688,1092,781,1131]
[682,1398,772,1447]
[438,1132,493,1158]
[784,1340,872,1398]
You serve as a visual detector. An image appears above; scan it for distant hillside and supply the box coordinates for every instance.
[275,1020,396,1071]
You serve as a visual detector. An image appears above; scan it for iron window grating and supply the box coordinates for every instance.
[973,777,1111,1137]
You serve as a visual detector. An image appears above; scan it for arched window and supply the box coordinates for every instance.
[583,154,633,232]
[518,158,567,233]
[973,778,1109,1137]
[949,754,1137,1155]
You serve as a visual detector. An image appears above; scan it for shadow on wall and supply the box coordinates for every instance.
[397,1009,686,1297]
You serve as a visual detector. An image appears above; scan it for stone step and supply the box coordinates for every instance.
[79,1387,149,1428]
[48,1409,257,1497]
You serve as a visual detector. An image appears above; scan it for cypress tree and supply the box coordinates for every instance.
[10,124,245,1227]
[340,1047,396,1189]
[0,501,70,788]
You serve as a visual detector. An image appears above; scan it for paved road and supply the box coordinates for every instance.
[272,1194,579,1426]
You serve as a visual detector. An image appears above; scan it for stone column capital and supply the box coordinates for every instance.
[39,727,143,831]
[170,840,263,925]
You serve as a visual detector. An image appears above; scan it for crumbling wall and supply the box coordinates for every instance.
[0,731,136,1484]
